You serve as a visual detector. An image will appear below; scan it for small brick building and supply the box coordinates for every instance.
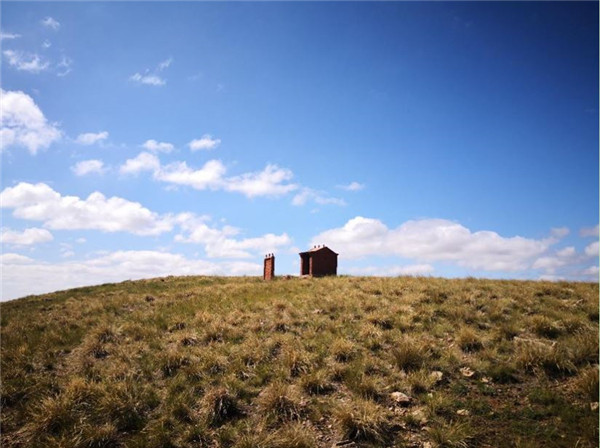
[299,245,338,277]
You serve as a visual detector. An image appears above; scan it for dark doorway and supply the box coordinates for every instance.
[300,253,310,275]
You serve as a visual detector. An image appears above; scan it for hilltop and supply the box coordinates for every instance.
[1,276,598,447]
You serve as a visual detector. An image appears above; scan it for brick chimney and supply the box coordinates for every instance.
[263,253,275,280]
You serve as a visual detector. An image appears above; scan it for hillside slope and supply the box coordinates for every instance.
[1,276,598,447]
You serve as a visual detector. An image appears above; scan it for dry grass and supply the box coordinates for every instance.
[1,275,598,447]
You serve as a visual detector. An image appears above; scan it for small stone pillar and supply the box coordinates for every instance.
[263,254,275,280]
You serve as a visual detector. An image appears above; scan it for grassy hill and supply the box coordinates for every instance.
[1,276,598,448]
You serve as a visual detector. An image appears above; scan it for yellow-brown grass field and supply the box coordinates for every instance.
[1,276,598,447]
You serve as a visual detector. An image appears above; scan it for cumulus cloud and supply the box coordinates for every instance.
[188,135,221,151]
[119,152,161,175]
[119,152,297,198]
[141,139,174,153]
[0,89,61,154]
[175,213,292,258]
[41,17,60,30]
[3,50,49,73]
[71,159,105,176]
[1,227,53,246]
[75,131,108,145]
[584,241,599,257]
[1,250,261,301]
[157,160,227,190]
[224,164,298,198]
[0,182,173,236]
[338,181,365,192]
[311,217,558,271]
[580,225,599,238]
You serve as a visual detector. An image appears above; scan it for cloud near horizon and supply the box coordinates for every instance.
[1,250,261,301]
[310,216,562,272]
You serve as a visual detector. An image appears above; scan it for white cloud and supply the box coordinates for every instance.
[142,139,174,153]
[0,182,173,236]
[41,17,60,30]
[584,241,599,257]
[1,250,261,301]
[338,181,365,192]
[346,264,434,276]
[121,152,297,198]
[580,225,599,238]
[75,131,108,145]
[71,159,105,176]
[42,39,52,48]
[556,246,576,257]
[156,159,227,190]
[292,187,345,207]
[119,152,161,175]
[129,58,172,86]
[0,89,61,154]
[1,227,53,246]
[311,216,557,271]
[129,73,166,86]
[581,265,599,276]
[0,32,21,40]
[76,238,86,244]
[550,227,569,238]
[3,50,49,73]
[224,164,298,198]
[188,135,221,151]
[175,213,292,258]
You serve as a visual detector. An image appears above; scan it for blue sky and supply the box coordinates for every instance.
[1,2,598,300]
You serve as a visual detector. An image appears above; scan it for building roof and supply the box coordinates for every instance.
[299,245,338,256]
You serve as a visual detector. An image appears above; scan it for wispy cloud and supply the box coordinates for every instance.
[157,57,172,71]
[130,73,166,86]
[75,131,108,145]
[0,32,21,40]
[41,17,61,30]
[56,55,73,76]
[188,134,221,151]
[580,224,599,238]
[3,50,49,73]
[292,187,345,207]
[338,181,365,191]
[130,58,173,87]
